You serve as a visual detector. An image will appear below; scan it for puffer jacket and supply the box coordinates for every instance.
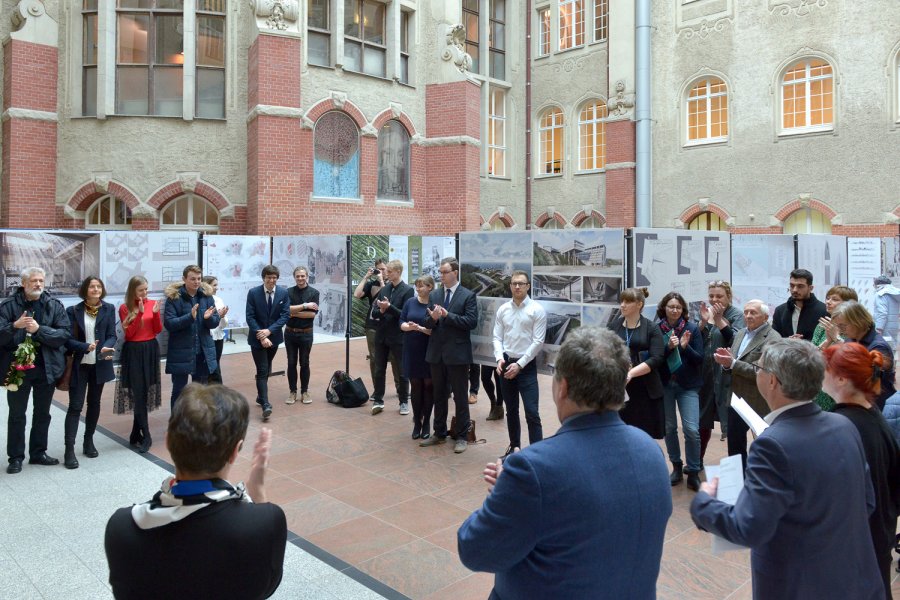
[0,288,71,384]
[882,391,900,444]
[163,281,219,375]
[874,283,900,342]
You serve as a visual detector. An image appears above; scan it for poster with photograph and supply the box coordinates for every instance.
[533,228,624,276]
[534,300,583,374]
[581,304,621,329]
[797,234,847,289]
[847,237,881,314]
[471,297,506,366]
[406,236,456,282]
[459,231,532,298]
[0,230,101,299]
[882,237,900,280]
[273,235,348,340]
[203,235,271,329]
[631,228,730,306]
[731,234,795,310]
[350,235,389,337]
[102,231,199,294]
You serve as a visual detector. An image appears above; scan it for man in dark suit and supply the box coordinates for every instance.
[771,268,827,341]
[246,265,290,421]
[421,257,478,453]
[370,259,413,416]
[692,339,883,600]
[458,328,671,598]
[713,299,781,467]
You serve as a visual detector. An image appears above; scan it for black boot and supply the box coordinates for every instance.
[83,435,99,458]
[670,462,683,485]
[64,445,79,470]
[138,436,152,454]
[486,404,505,421]
[686,470,701,492]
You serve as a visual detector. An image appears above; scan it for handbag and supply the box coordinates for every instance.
[55,354,74,392]
[326,370,369,408]
[449,416,486,444]
[666,346,683,374]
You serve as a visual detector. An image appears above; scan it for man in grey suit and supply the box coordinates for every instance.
[421,257,478,453]
[691,338,883,600]
[713,299,781,467]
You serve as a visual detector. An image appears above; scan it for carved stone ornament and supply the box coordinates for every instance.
[92,173,111,194]
[329,91,347,109]
[10,0,57,46]
[441,24,472,74]
[798,193,811,207]
[130,204,158,219]
[361,123,378,138]
[249,0,300,34]
[769,0,827,17]
[178,172,199,193]
[390,103,402,119]
[698,198,710,211]
[552,56,587,74]
[11,0,44,28]
[681,17,732,40]
[608,80,635,117]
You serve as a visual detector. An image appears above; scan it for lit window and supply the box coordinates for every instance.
[538,8,550,57]
[686,78,728,144]
[463,0,479,73]
[399,11,410,84]
[538,108,564,175]
[377,120,410,201]
[781,59,833,133]
[307,0,330,66]
[314,111,360,198]
[578,100,607,171]
[688,211,726,231]
[579,215,604,228]
[489,0,505,80]
[160,194,219,231]
[196,1,225,119]
[490,219,508,231]
[488,88,507,177]
[344,0,386,78]
[559,0,584,51]
[541,218,561,229]
[83,1,98,117]
[593,0,608,42]
[782,208,831,234]
[86,196,132,229]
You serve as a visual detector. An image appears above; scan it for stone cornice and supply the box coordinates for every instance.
[416,135,481,148]
[1,108,58,123]
[246,104,304,123]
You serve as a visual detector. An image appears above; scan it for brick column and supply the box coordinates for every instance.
[1,7,59,228]
[604,119,636,228]
[424,80,482,233]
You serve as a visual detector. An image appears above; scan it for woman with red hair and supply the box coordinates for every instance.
[823,342,900,597]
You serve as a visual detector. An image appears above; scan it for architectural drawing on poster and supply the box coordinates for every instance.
[460,231,532,298]
[204,235,270,329]
[0,230,101,298]
[796,234,847,288]
[731,234,794,310]
[103,231,198,294]
[847,237,881,314]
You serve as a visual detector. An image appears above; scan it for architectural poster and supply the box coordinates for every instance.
[102,231,198,294]
[349,235,389,337]
[731,234,795,310]
[203,235,271,329]
[847,237,881,314]
[796,234,847,289]
[0,230,101,300]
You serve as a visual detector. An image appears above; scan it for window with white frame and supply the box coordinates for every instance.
[160,194,219,231]
[489,0,505,80]
[686,78,728,144]
[307,0,330,67]
[559,0,584,51]
[399,11,410,84]
[578,214,604,228]
[593,0,607,42]
[688,211,726,231]
[86,195,132,228]
[578,100,607,171]
[344,0,386,77]
[377,120,410,201]
[782,207,831,234]
[537,8,550,57]
[463,0,479,73]
[196,1,225,119]
[83,2,99,117]
[490,219,508,231]
[781,59,833,133]
[488,88,507,177]
[895,50,900,123]
[541,217,561,229]
[538,108,564,175]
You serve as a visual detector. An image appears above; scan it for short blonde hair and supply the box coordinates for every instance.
[832,301,874,332]
[386,259,404,275]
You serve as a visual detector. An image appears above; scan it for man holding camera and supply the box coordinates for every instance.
[370,260,413,415]
[354,258,402,404]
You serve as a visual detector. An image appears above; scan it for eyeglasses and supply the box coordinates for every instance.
[438,269,453,275]
[748,361,770,374]
[510,282,529,287]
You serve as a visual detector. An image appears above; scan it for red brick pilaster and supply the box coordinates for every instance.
[604,119,635,228]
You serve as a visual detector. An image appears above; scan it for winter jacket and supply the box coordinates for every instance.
[883,391,900,444]
[873,283,900,342]
[163,282,219,375]
[772,293,828,341]
[0,288,71,384]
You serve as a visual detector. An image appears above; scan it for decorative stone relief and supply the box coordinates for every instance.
[92,173,111,194]
[178,172,199,193]
[329,91,347,109]
[130,204,158,219]
[249,0,300,36]
[608,80,635,117]
[390,103,402,119]
[769,0,827,17]
[698,197,710,211]
[10,0,57,47]
[552,56,587,74]
[681,17,732,40]
[676,0,733,41]
[361,123,378,138]
[440,24,472,74]
[301,115,315,130]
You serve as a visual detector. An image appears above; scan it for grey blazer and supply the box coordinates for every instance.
[727,322,781,416]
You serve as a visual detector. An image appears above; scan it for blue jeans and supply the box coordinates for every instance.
[663,382,701,472]
[170,353,210,410]
[499,360,542,449]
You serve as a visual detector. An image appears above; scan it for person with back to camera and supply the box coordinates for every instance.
[607,287,666,439]
[105,383,286,599]
[202,275,229,384]
[831,300,896,410]
[62,276,117,469]
[115,276,162,453]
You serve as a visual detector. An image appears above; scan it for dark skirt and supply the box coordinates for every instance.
[114,339,162,415]
[621,376,665,439]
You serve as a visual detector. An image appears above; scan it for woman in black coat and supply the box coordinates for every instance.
[63,276,117,469]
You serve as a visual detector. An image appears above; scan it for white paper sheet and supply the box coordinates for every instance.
[706,455,750,554]
[731,394,769,436]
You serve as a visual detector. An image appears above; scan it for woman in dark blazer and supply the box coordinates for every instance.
[63,276,117,469]
[607,287,666,439]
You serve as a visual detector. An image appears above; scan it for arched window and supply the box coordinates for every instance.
[782,208,832,234]
[538,107,564,175]
[578,100,607,171]
[314,111,360,198]
[160,194,219,231]
[688,211,727,231]
[490,219,508,231]
[86,195,132,229]
[377,119,410,201]
[781,59,833,133]
[541,218,561,229]
[686,78,728,144]
[578,214,604,228]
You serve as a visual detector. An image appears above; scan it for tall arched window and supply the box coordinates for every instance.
[314,111,360,199]
[160,194,219,231]
[688,211,726,231]
[86,195,132,229]
[538,107,564,175]
[578,100,607,171]
[781,59,834,133]
[686,78,728,144]
[782,208,832,234]
[377,119,410,201]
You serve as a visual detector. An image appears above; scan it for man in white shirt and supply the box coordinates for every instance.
[493,271,547,457]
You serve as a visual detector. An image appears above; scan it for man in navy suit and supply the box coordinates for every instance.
[246,265,290,421]
[457,328,672,598]
[420,257,478,453]
[691,338,883,600]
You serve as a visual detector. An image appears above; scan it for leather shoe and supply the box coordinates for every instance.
[686,471,701,492]
[83,438,99,458]
[6,458,22,474]
[419,435,446,447]
[138,437,152,454]
[64,447,79,470]
[262,403,273,421]
[28,453,59,466]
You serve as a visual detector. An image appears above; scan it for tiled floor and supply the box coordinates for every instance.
[3,337,899,599]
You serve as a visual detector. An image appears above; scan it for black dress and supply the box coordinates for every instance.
[608,316,666,439]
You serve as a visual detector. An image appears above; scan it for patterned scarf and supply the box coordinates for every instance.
[659,317,687,338]
[131,477,251,530]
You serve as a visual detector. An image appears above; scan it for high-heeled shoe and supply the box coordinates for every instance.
[138,437,152,454]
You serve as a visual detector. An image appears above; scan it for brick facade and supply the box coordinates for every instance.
[604,119,636,228]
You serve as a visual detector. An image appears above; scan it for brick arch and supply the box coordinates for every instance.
[892,204,900,218]
[571,210,607,227]
[534,211,567,228]
[66,180,141,212]
[679,202,731,226]
[371,109,418,136]
[147,180,230,212]
[773,198,837,223]
[487,211,515,228]
[306,98,368,130]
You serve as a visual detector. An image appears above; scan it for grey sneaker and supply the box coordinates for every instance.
[286,392,297,405]
[399,402,410,415]
[453,439,467,454]
[300,392,312,404]
[419,435,446,447]
[371,402,384,415]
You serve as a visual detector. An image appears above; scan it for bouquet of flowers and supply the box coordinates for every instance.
[3,334,39,392]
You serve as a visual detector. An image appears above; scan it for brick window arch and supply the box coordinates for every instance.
[688,211,727,231]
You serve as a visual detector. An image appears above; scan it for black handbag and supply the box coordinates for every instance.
[326,371,369,408]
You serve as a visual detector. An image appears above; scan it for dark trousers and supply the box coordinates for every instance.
[410,378,433,436]
[726,406,750,469]
[6,367,54,462]
[285,333,313,394]
[481,365,502,406]
[699,427,712,462]
[366,327,401,399]
[65,363,105,446]
[468,364,480,395]
[430,362,470,438]
[251,345,279,405]
[499,361,542,449]
[171,353,210,409]
[208,339,224,384]
[372,338,408,404]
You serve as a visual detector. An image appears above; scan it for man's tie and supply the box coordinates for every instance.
[267,290,273,312]
[444,288,451,307]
